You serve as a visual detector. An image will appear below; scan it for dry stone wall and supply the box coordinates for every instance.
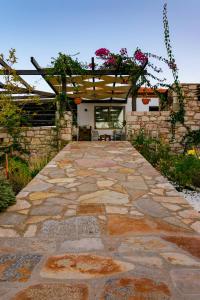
[0,111,72,157]
[126,84,200,151]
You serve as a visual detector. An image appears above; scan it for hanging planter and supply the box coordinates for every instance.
[142,98,150,105]
[74,98,82,105]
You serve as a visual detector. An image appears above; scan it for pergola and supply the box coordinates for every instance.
[0,56,147,106]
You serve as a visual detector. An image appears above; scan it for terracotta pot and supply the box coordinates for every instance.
[142,98,150,105]
[74,98,82,105]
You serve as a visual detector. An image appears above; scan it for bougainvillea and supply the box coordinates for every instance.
[95,48,110,58]
[134,49,148,65]
[104,56,117,67]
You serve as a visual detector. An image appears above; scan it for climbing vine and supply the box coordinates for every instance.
[163,1,185,137]
[49,53,85,149]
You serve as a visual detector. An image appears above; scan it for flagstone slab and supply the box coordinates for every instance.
[0,228,19,238]
[47,177,75,184]
[0,254,41,282]
[118,236,175,253]
[60,238,104,252]
[79,190,129,205]
[0,213,26,226]
[76,158,116,168]
[24,225,37,237]
[123,255,163,268]
[135,198,170,218]
[77,204,105,215]
[162,236,200,259]
[161,252,200,266]
[107,215,189,236]
[7,200,31,212]
[24,180,53,192]
[40,253,135,279]
[122,176,148,190]
[153,196,186,204]
[39,216,101,239]
[29,192,59,201]
[170,269,200,296]
[30,205,64,216]
[101,276,171,300]
[12,283,89,300]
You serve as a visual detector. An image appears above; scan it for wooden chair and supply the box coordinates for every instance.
[78,126,92,141]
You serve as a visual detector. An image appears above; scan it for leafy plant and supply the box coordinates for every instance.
[7,154,52,194]
[181,129,200,152]
[0,49,40,153]
[168,155,200,189]
[132,130,200,190]
[8,156,31,194]
[132,129,171,167]
[0,177,16,211]
[29,155,52,177]
[48,52,85,150]
[163,2,185,136]
[50,52,84,77]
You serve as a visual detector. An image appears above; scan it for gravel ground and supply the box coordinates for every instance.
[180,189,200,212]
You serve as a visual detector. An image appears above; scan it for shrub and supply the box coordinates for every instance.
[0,177,16,211]
[169,155,200,189]
[8,156,31,194]
[29,155,52,178]
[132,130,200,190]
[132,130,171,167]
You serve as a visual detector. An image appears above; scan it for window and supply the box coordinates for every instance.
[149,106,159,111]
[95,106,124,129]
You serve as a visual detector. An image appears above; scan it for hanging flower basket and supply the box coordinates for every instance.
[74,98,82,105]
[142,98,150,105]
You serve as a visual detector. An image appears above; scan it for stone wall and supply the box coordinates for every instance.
[0,111,72,157]
[126,84,200,151]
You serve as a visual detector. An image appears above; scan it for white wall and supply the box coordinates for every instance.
[77,97,159,128]
[77,100,132,129]
[136,98,159,112]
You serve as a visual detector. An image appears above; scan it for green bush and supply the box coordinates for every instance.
[132,130,171,167]
[168,155,200,189]
[8,156,32,194]
[0,177,16,211]
[132,130,200,190]
[8,155,52,194]
[29,155,52,178]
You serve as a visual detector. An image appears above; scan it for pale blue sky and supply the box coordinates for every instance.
[0,0,200,91]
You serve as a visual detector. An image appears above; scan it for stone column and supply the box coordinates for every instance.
[60,111,72,142]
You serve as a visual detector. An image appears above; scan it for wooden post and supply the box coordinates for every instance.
[132,94,137,111]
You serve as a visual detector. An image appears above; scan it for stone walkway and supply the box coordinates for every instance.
[0,141,200,299]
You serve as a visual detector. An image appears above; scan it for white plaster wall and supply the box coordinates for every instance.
[77,97,159,128]
[77,99,132,130]
[136,98,159,112]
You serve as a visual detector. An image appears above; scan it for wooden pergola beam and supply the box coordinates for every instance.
[0,57,32,90]
[0,69,145,76]
[31,57,59,95]
[0,82,55,97]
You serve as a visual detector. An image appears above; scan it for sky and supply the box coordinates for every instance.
[0,0,200,91]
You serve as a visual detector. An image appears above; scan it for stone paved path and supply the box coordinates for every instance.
[0,141,200,299]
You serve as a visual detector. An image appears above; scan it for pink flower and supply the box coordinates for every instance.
[95,48,110,58]
[105,56,116,66]
[134,50,148,64]
[120,48,128,56]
